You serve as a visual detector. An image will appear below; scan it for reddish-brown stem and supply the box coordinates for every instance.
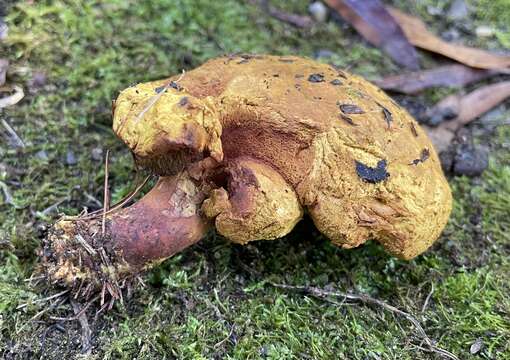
[108,175,208,266]
[42,174,209,289]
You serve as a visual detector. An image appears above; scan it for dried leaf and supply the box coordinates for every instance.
[0,58,8,86]
[388,7,510,69]
[425,81,510,152]
[324,0,419,70]
[0,85,24,108]
[374,64,506,94]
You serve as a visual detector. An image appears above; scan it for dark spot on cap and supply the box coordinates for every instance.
[410,148,430,165]
[178,96,189,107]
[308,73,325,83]
[169,81,183,91]
[410,122,418,137]
[337,71,347,79]
[240,53,263,60]
[340,114,357,126]
[273,74,280,77]
[155,86,166,94]
[376,102,392,129]
[355,160,389,183]
[338,103,364,114]
[330,79,342,86]
[111,100,116,118]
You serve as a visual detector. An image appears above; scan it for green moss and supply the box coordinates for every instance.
[1,0,509,359]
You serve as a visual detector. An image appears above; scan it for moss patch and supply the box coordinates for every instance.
[1,1,509,359]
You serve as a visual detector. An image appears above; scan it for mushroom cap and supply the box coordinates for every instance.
[112,55,452,259]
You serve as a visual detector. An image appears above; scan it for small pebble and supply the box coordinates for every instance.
[426,5,442,16]
[91,147,103,161]
[314,49,335,59]
[29,71,47,88]
[441,28,461,42]
[66,150,77,166]
[475,25,494,38]
[470,338,483,354]
[35,150,49,161]
[308,1,328,22]
[452,144,489,177]
[0,18,7,41]
[447,0,469,20]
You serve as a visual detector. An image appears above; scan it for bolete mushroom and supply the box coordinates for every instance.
[42,55,452,292]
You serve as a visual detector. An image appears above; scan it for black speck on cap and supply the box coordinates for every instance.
[308,73,325,83]
[355,160,389,183]
[338,103,364,114]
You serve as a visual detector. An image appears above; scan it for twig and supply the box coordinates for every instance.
[16,297,66,334]
[49,295,100,322]
[421,283,434,313]
[84,192,102,208]
[16,290,69,310]
[74,233,97,256]
[1,118,25,148]
[64,175,151,222]
[214,324,235,348]
[0,180,15,206]
[40,196,69,216]
[101,149,110,236]
[71,299,92,354]
[270,283,459,360]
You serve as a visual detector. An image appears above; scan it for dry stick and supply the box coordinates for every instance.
[49,295,100,322]
[71,299,92,354]
[101,150,110,236]
[64,175,152,222]
[214,325,235,349]
[16,290,69,310]
[1,118,25,148]
[270,283,459,360]
[40,196,69,216]
[421,283,435,313]
[16,297,67,334]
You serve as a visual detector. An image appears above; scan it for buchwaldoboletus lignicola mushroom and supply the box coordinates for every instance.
[42,55,452,291]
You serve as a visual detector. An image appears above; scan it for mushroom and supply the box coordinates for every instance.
[42,55,452,292]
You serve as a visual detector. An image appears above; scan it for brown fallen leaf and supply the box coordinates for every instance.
[424,81,510,152]
[0,85,24,109]
[324,0,419,70]
[388,7,510,70]
[374,64,506,95]
[0,58,8,86]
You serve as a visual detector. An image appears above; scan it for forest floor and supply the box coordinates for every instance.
[0,1,509,359]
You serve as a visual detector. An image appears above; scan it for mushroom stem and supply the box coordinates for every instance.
[41,173,209,291]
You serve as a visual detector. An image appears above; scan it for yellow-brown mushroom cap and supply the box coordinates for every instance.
[111,54,452,259]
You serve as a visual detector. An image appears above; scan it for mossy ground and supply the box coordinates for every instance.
[1,0,509,359]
